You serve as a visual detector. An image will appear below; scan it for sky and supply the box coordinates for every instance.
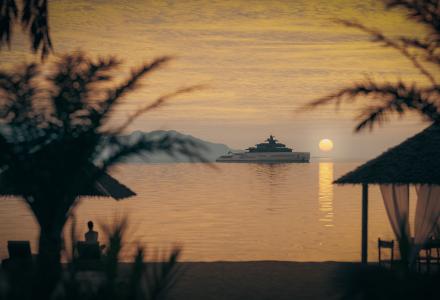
[0,0,436,159]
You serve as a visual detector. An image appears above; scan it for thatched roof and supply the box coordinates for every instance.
[0,164,135,200]
[335,124,440,185]
[81,166,136,200]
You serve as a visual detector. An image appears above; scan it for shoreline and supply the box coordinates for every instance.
[2,260,368,299]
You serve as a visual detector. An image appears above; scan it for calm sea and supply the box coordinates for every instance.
[0,162,402,262]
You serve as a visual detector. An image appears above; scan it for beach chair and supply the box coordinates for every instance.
[74,241,103,270]
[2,241,33,270]
[76,241,101,260]
[378,238,394,268]
[8,241,32,260]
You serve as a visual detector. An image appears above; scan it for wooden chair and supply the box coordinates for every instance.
[378,238,394,268]
[417,243,432,273]
[429,239,440,266]
[417,239,440,273]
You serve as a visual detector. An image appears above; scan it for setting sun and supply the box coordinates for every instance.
[319,139,334,152]
[1,1,436,298]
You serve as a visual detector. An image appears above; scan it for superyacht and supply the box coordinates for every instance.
[216,135,310,163]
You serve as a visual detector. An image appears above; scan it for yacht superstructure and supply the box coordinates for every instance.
[216,135,310,163]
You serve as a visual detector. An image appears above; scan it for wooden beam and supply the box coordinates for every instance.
[361,183,369,264]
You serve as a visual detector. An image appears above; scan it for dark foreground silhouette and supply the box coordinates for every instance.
[2,260,440,300]
[1,218,182,300]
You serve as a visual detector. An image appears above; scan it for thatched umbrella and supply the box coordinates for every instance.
[335,124,440,263]
[0,163,135,200]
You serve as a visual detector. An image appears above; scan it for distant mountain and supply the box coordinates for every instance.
[120,130,236,163]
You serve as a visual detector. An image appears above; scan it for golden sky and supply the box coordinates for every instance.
[0,0,435,158]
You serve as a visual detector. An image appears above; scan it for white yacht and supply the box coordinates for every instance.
[216,135,310,163]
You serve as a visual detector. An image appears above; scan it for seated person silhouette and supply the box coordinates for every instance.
[77,221,104,261]
[85,221,99,244]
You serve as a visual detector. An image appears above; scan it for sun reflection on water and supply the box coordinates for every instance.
[319,162,334,227]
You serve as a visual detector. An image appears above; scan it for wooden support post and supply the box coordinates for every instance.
[361,183,369,264]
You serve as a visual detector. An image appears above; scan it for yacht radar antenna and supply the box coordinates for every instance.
[267,135,277,144]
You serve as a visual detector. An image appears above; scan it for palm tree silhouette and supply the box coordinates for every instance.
[305,0,440,132]
[0,52,206,298]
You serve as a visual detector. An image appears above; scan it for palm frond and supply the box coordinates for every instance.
[336,19,437,85]
[386,0,440,35]
[99,57,170,114]
[113,84,205,134]
[94,56,171,129]
[305,79,440,132]
[48,53,120,129]
[21,0,52,60]
[100,133,208,172]
[0,0,18,48]
[307,3,440,133]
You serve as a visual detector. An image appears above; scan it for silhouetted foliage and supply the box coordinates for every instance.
[1,217,183,300]
[0,52,205,298]
[305,0,440,132]
[0,0,52,60]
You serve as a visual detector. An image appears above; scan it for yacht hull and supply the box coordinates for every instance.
[216,152,310,163]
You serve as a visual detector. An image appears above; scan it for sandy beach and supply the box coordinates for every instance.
[117,261,357,300]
